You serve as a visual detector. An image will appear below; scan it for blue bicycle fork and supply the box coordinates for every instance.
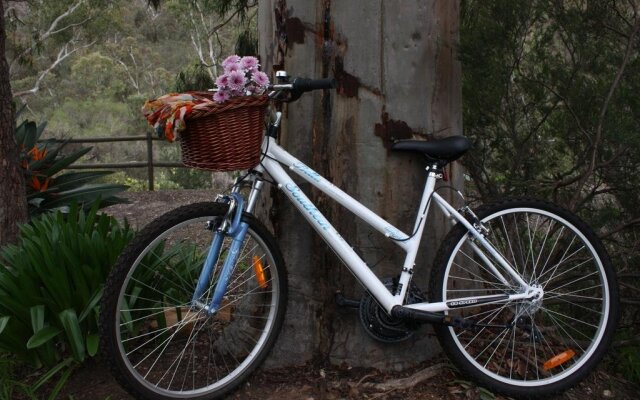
[191,193,249,315]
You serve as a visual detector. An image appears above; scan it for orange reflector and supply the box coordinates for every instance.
[543,349,576,371]
[253,256,268,289]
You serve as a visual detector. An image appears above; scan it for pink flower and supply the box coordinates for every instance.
[224,62,241,73]
[229,87,246,97]
[252,71,269,87]
[210,54,268,101]
[213,90,230,103]
[215,74,229,88]
[241,56,259,71]
[227,70,246,90]
[222,55,241,68]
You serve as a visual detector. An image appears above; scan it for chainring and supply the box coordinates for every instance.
[358,277,425,343]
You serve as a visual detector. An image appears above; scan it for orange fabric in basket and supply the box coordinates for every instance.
[142,93,214,142]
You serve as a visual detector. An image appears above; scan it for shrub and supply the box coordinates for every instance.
[0,204,134,367]
[15,114,127,216]
[174,62,215,92]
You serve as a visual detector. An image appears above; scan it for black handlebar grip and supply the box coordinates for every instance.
[292,78,337,92]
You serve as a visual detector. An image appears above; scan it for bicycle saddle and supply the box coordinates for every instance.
[391,136,470,162]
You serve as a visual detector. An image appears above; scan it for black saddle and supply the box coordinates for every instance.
[391,136,470,163]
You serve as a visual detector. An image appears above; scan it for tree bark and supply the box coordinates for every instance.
[0,4,28,246]
[258,0,462,369]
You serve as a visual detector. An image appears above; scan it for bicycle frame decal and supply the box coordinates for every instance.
[446,294,509,308]
[284,183,331,231]
[291,162,322,183]
[257,136,533,313]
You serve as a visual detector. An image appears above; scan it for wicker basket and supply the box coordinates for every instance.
[179,94,268,171]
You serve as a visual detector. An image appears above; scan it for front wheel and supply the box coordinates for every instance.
[100,202,287,400]
[430,198,619,398]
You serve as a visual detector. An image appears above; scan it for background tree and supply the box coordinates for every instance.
[6,0,112,98]
[3,0,258,193]
[0,0,27,246]
[258,0,462,368]
[164,0,257,81]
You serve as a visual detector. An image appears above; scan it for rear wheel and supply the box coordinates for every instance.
[430,198,619,398]
[100,202,287,400]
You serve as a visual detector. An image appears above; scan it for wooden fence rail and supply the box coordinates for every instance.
[46,133,186,191]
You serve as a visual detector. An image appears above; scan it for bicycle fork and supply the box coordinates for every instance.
[191,192,249,315]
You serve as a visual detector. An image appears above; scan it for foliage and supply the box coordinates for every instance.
[460,0,640,217]
[617,342,640,383]
[70,52,129,99]
[6,0,257,191]
[159,145,215,189]
[235,28,258,56]
[5,0,127,98]
[103,170,202,191]
[47,99,131,138]
[195,0,257,22]
[120,240,206,338]
[459,0,640,267]
[15,116,127,216]
[460,0,640,381]
[0,204,134,367]
[164,0,259,81]
[0,356,75,400]
[164,168,214,190]
[174,62,215,92]
[0,357,32,400]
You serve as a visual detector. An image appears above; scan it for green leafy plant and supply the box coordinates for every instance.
[121,240,205,337]
[0,204,135,367]
[615,341,640,383]
[15,114,127,216]
[0,356,30,400]
[174,62,215,92]
[0,355,75,400]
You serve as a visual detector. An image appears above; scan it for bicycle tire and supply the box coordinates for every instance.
[429,198,619,398]
[100,202,287,400]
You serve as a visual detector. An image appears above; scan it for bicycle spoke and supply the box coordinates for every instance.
[438,203,614,392]
[531,217,554,283]
[500,216,520,273]
[102,205,286,399]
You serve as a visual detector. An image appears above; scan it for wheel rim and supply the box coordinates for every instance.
[114,216,280,397]
[442,207,610,387]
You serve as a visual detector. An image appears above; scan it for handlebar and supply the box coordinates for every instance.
[268,76,336,102]
[266,76,336,136]
[292,78,337,92]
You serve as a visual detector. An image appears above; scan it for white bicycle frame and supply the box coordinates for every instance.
[247,135,538,315]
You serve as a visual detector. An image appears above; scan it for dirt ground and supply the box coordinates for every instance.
[71,189,638,400]
[58,356,636,400]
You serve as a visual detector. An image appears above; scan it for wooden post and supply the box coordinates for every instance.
[146,130,155,191]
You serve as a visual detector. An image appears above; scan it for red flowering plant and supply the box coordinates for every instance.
[15,115,126,216]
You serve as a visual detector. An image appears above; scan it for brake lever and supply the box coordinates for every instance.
[268,89,302,103]
[284,90,303,103]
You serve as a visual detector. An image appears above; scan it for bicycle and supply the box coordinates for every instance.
[100,72,620,399]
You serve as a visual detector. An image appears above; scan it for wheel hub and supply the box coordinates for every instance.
[517,285,544,316]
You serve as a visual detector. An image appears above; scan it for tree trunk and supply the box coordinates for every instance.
[258,0,462,369]
[0,5,28,247]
